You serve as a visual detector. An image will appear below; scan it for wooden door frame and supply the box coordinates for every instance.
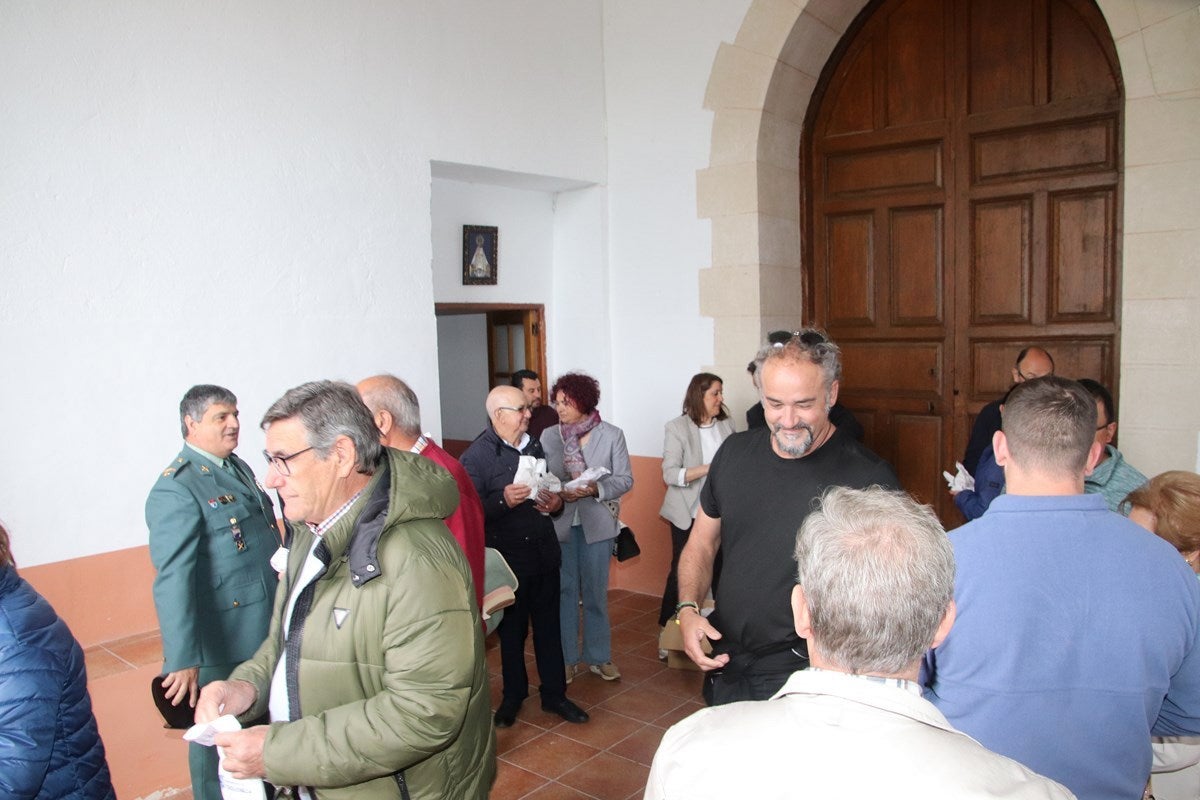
[433,302,549,397]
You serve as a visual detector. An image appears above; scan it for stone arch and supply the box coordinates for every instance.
[699,0,1200,474]
[697,0,868,413]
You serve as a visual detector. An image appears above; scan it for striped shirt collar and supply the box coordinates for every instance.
[307,488,366,537]
[807,667,923,697]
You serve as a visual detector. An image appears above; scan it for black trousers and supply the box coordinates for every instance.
[658,521,723,628]
[497,567,568,705]
[702,644,808,706]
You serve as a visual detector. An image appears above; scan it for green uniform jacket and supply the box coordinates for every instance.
[229,448,496,800]
[147,447,280,674]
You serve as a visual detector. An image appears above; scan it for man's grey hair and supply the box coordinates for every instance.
[179,384,237,437]
[794,486,954,675]
[1001,376,1096,476]
[359,374,421,438]
[755,328,842,392]
[261,380,383,474]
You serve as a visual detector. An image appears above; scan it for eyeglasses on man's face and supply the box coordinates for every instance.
[263,446,315,476]
[497,404,531,415]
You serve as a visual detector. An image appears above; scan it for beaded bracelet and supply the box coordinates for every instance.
[674,601,700,623]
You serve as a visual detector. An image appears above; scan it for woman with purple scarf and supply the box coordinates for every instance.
[541,372,634,682]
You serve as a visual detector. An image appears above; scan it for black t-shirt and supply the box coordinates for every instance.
[699,426,899,654]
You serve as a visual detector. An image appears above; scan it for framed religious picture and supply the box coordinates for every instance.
[462,225,498,285]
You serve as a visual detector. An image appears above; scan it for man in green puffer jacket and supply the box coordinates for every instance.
[195,380,495,800]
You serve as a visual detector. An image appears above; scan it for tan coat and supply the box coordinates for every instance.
[657,414,735,530]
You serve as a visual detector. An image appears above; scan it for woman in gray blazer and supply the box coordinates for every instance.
[657,372,735,630]
[541,372,633,682]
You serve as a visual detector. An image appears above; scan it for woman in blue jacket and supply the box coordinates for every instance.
[0,521,115,800]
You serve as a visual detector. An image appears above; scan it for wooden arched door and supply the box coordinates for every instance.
[804,0,1123,522]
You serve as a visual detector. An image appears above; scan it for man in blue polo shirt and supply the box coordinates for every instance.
[924,376,1200,800]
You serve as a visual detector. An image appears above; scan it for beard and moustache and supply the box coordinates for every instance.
[771,402,831,458]
[772,421,816,457]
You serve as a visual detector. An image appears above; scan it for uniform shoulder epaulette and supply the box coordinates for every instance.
[160,455,191,479]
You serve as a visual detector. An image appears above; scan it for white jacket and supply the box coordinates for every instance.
[645,669,1074,800]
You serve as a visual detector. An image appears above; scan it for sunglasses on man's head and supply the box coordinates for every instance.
[768,329,828,347]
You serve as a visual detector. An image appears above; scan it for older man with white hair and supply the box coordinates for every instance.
[646,487,1073,800]
[460,385,589,728]
[357,373,486,611]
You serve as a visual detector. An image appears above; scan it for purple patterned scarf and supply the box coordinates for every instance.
[560,410,602,478]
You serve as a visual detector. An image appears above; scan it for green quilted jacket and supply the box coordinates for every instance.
[230,448,495,799]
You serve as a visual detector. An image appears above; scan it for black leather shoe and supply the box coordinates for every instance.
[494,699,522,728]
[542,698,589,724]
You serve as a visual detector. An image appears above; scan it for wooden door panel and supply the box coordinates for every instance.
[840,342,942,394]
[966,338,1111,403]
[1049,189,1115,321]
[973,118,1117,183]
[807,0,1121,527]
[1038,339,1112,386]
[890,206,944,325]
[826,40,875,136]
[890,412,945,507]
[1049,1,1122,101]
[970,341,1032,399]
[967,0,1036,113]
[971,198,1033,323]
[884,0,948,127]
[825,214,876,325]
[826,143,944,196]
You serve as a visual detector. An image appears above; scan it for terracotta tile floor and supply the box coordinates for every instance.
[488,589,705,800]
[90,590,702,799]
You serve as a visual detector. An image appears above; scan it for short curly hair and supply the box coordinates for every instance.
[551,372,601,415]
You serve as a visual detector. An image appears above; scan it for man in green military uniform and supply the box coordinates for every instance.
[146,384,281,800]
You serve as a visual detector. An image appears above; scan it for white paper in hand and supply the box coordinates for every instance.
[183,715,267,800]
[513,456,546,490]
[564,466,611,491]
[514,455,563,493]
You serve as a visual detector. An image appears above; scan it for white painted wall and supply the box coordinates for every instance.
[431,178,558,306]
[602,0,753,452]
[550,185,615,413]
[0,1,607,566]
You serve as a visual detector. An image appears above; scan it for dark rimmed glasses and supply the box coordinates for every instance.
[263,446,315,476]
